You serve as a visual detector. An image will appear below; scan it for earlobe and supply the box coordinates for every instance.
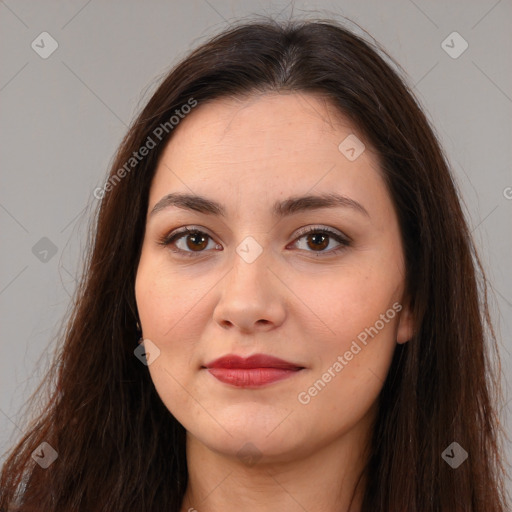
[396,302,414,344]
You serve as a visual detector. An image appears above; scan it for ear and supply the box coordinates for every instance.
[396,297,414,344]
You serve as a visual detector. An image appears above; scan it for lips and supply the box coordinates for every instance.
[203,354,305,388]
[205,354,303,370]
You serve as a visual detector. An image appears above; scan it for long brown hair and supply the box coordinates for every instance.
[1,18,508,511]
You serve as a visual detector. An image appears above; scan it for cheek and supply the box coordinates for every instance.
[135,254,215,400]
[135,252,207,341]
[296,264,401,346]
[295,296,399,426]
[136,278,201,371]
[292,265,401,411]
[135,263,203,422]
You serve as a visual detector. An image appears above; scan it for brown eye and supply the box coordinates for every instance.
[184,231,209,251]
[158,227,219,257]
[291,226,351,256]
[305,232,329,251]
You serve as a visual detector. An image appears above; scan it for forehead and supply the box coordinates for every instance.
[148,92,389,221]
[159,92,363,163]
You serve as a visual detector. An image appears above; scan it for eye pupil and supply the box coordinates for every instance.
[187,232,208,251]
[308,233,329,251]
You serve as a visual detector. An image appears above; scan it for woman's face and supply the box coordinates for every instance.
[135,92,413,463]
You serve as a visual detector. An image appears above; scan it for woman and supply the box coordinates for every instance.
[0,18,508,512]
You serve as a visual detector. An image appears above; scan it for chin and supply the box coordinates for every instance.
[189,421,304,463]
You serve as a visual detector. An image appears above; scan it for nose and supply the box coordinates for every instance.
[212,246,286,334]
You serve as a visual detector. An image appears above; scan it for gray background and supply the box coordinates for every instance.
[1,0,511,496]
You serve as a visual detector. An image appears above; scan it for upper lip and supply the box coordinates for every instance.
[203,353,304,370]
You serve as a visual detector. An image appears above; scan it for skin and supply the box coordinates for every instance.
[135,92,414,512]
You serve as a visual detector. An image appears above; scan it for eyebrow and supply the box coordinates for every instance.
[149,192,369,219]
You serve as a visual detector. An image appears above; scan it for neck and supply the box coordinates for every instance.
[180,408,374,512]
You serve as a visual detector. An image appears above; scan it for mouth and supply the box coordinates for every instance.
[202,353,305,388]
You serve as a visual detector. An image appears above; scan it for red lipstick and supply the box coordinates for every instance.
[203,354,304,388]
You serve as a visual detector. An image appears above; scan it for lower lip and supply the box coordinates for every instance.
[206,367,302,388]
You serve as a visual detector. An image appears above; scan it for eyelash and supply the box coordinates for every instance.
[157,225,351,258]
